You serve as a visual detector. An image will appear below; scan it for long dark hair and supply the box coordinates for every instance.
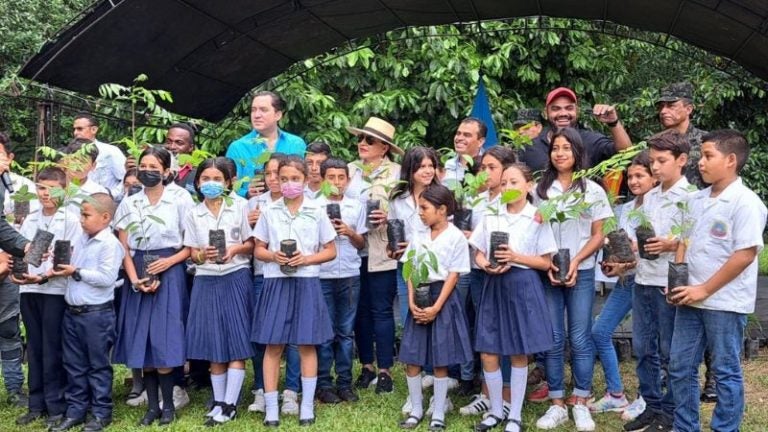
[390,146,439,200]
[420,184,456,217]
[139,146,173,186]
[536,127,588,199]
[193,157,234,201]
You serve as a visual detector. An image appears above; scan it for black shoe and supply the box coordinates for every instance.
[159,408,176,425]
[624,409,656,432]
[338,387,359,402]
[84,417,112,432]
[375,372,393,394]
[355,368,377,389]
[49,417,85,432]
[456,379,475,397]
[46,414,64,429]
[16,410,45,425]
[206,404,236,427]
[263,420,280,427]
[316,388,341,404]
[299,417,316,426]
[140,409,161,426]
[646,415,673,431]
[701,376,717,403]
[474,414,504,432]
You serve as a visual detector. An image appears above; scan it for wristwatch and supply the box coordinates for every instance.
[72,269,82,282]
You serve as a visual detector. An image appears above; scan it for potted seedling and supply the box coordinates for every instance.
[351,160,399,230]
[438,148,488,231]
[280,207,316,275]
[318,180,343,221]
[402,246,439,314]
[121,200,166,286]
[601,215,636,266]
[482,189,523,268]
[627,208,659,260]
[538,191,595,284]
[10,185,37,226]
[667,199,694,303]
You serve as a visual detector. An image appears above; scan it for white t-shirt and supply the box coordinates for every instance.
[252,197,336,278]
[316,196,367,279]
[635,177,694,287]
[388,192,429,243]
[115,186,195,251]
[183,199,253,276]
[400,224,470,283]
[533,179,613,270]
[686,178,767,314]
[469,202,557,269]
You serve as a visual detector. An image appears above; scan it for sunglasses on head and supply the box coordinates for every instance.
[357,134,380,145]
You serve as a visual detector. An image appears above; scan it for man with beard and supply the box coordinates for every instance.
[518,87,632,172]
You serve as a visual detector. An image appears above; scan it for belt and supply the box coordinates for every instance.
[66,301,113,315]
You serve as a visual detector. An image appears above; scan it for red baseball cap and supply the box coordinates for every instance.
[545,87,577,106]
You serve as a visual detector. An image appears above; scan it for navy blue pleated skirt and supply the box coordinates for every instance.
[250,277,333,345]
[113,248,189,369]
[399,281,473,367]
[186,268,254,363]
[475,267,553,356]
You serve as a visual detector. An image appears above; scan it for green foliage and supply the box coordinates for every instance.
[177,148,216,168]
[627,207,653,230]
[402,247,438,289]
[9,184,36,203]
[759,247,768,276]
[318,180,340,198]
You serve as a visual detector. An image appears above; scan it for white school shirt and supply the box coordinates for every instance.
[400,224,470,283]
[252,197,337,278]
[304,185,320,200]
[64,228,125,306]
[115,186,195,251]
[635,177,694,287]
[18,208,83,296]
[88,140,127,198]
[248,192,281,276]
[685,178,767,314]
[183,199,253,276]
[465,191,501,269]
[67,178,109,213]
[388,192,429,243]
[469,202,557,269]
[315,196,368,278]
[533,179,613,270]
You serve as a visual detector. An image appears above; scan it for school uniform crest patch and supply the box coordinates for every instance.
[709,219,728,239]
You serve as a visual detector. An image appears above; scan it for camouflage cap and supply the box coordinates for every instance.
[512,108,542,127]
[657,82,694,103]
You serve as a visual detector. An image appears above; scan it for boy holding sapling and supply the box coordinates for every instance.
[61,138,108,211]
[667,130,767,432]
[625,130,694,432]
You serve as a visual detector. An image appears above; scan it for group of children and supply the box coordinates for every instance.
[2,124,765,432]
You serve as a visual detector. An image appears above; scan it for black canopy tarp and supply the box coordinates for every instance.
[20,0,768,121]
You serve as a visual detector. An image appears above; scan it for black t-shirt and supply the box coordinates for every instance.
[518,127,616,173]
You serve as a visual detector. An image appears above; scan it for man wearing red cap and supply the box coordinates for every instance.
[518,87,632,172]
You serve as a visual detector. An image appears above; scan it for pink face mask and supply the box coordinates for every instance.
[281,181,304,199]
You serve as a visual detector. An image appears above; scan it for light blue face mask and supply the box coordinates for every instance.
[200,181,225,199]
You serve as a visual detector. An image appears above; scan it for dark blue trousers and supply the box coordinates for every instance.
[20,293,67,416]
[62,305,115,420]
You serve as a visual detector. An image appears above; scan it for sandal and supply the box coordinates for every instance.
[429,418,446,431]
[399,415,423,430]
[475,415,504,431]
[504,418,523,432]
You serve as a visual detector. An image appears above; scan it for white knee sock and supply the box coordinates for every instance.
[224,368,245,405]
[507,366,528,427]
[406,374,423,418]
[264,391,279,422]
[431,377,449,422]
[208,373,227,417]
[481,368,504,425]
[300,376,317,420]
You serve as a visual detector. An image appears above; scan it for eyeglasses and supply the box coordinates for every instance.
[357,134,380,145]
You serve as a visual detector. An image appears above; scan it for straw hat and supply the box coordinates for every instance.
[346,117,403,155]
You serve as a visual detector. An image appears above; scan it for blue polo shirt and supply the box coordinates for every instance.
[225,129,307,196]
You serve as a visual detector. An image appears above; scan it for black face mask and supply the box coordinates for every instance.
[137,170,163,187]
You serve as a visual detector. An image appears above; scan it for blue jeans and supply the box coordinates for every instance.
[252,275,299,392]
[355,258,396,369]
[632,284,676,419]
[544,269,595,399]
[591,275,634,394]
[318,277,360,390]
[670,307,746,432]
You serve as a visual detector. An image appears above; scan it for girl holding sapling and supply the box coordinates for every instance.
[468,162,557,432]
[397,184,472,432]
[251,155,336,427]
[183,157,254,426]
[113,147,194,426]
[532,127,612,431]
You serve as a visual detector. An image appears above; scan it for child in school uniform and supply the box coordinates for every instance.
[315,157,367,404]
[667,130,767,432]
[469,163,556,432]
[251,155,336,427]
[398,184,473,432]
[183,157,254,426]
[625,130,694,432]
[13,168,82,427]
[61,138,109,203]
[46,193,124,432]
[532,128,612,431]
[113,147,195,426]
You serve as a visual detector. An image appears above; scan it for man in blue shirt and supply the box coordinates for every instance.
[226,91,306,197]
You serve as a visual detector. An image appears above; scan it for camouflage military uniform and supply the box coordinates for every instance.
[683,124,708,189]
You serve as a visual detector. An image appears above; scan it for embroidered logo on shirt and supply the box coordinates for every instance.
[709,220,728,239]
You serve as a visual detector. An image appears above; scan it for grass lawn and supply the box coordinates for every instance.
[1,351,767,431]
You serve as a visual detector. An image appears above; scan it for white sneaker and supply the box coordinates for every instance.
[572,404,596,431]
[421,375,434,388]
[446,377,459,390]
[459,394,490,416]
[425,395,454,415]
[281,389,299,416]
[401,395,413,415]
[535,405,568,430]
[249,389,266,413]
[126,390,147,407]
[158,386,190,410]
[620,396,646,421]
[482,401,511,420]
[587,393,629,413]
